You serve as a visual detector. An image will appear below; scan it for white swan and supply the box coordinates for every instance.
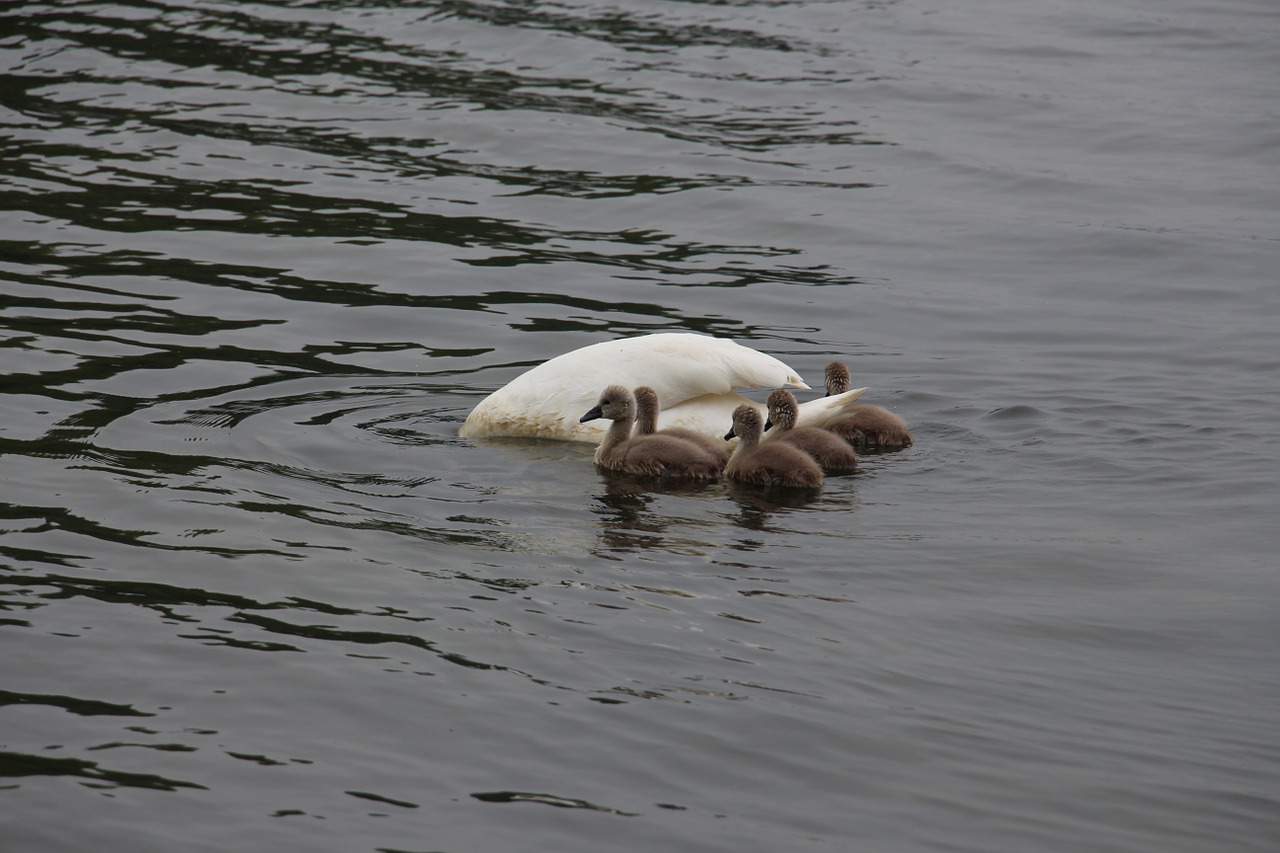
[459,333,867,443]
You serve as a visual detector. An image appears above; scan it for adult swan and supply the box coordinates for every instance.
[459,333,866,444]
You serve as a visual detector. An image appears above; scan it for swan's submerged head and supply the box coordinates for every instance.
[580,384,635,425]
[725,403,763,443]
[764,389,799,432]
[824,361,851,397]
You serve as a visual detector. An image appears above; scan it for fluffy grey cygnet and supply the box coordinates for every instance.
[631,385,731,467]
[824,362,914,450]
[580,385,722,479]
[764,389,858,473]
[723,404,823,489]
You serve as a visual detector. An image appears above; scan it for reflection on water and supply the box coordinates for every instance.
[589,474,719,555]
[724,478,830,517]
[0,749,205,792]
[471,788,639,816]
[0,687,152,718]
[0,568,537,680]
[587,468,858,553]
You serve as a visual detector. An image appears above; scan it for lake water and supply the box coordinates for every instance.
[2,0,1278,850]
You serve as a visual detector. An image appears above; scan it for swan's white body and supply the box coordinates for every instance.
[459,333,867,443]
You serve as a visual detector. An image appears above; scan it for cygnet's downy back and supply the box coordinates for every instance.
[824,362,914,450]
[765,389,857,472]
[723,404,823,489]
[632,385,730,467]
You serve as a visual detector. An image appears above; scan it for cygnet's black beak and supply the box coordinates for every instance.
[580,406,603,423]
[723,426,736,441]
[763,418,774,432]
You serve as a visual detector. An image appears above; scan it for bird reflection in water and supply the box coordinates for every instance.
[723,480,827,532]
[589,473,717,554]
[588,469,850,551]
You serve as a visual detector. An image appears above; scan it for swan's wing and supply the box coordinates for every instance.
[657,387,867,441]
[656,392,757,436]
[630,334,809,402]
[459,377,608,442]
[460,333,809,441]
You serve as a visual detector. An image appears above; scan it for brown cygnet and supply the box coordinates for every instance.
[580,385,722,479]
[764,389,858,473]
[824,361,914,450]
[632,385,731,467]
[723,404,823,489]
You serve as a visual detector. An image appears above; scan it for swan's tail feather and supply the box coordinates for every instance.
[790,387,868,432]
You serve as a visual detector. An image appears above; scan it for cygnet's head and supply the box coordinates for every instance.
[724,403,763,442]
[764,388,799,432]
[824,362,851,397]
[580,384,635,424]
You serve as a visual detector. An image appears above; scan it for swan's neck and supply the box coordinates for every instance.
[735,427,760,453]
[596,418,633,463]
[634,407,657,435]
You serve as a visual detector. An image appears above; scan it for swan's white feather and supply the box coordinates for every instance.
[773,387,870,436]
[460,333,860,443]
[657,389,868,442]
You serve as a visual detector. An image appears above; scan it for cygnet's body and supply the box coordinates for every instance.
[580,385,722,479]
[765,389,858,472]
[723,404,823,489]
[632,386,731,467]
[824,362,914,450]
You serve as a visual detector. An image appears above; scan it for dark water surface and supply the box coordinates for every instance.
[2,0,1278,850]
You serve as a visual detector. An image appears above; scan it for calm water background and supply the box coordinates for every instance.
[2,0,1277,850]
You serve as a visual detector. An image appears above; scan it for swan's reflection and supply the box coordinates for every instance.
[588,468,857,552]
[589,472,718,553]
[722,479,830,532]
[725,478,821,509]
